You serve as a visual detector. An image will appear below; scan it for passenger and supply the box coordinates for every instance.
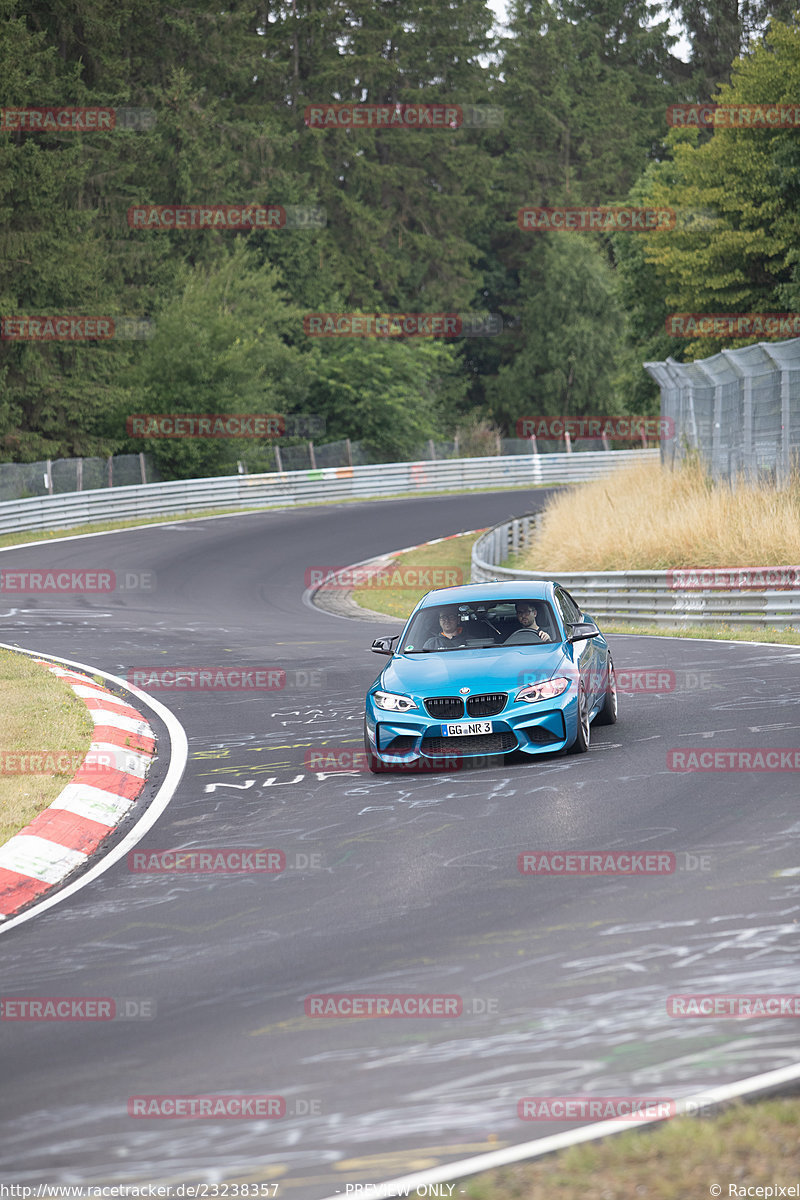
[423,607,469,650]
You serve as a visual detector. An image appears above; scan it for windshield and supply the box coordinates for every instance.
[401,600,560,652]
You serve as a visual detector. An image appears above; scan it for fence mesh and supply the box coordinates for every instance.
[0,429,636,499]
[0,454,159,501]
[645,337,800,484]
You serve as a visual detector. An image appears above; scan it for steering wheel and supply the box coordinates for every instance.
[503,629,550,644]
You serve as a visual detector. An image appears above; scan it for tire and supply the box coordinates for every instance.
[594,657,618,726]
[567,682,591,754]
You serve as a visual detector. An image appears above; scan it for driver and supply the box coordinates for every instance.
[512,601,551,642]
[423,607,468,650]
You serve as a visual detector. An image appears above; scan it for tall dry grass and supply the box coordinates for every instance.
[517,458,800,571]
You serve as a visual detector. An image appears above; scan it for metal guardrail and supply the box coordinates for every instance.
[471,518,800,627]
[0,449,657,536]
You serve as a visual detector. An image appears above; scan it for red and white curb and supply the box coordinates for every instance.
[0,644,188,933]
[0,661,157,919]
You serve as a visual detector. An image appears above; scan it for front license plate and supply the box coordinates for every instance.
[442,720,492,736]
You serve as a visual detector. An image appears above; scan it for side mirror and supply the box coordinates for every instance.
[371,635,399,655]
[566,621,600,642]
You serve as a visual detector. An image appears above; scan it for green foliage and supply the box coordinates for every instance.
[617,19,800,361]
[304,335,463,461]
[1,0,797,466]
[129,243,310,478]
[486,235,628,427]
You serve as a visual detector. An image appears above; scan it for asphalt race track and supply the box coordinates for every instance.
[1,489,799,1196]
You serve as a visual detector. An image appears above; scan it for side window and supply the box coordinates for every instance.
[555,587,582,626]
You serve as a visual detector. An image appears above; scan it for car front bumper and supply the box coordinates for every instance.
[365,691,581,765]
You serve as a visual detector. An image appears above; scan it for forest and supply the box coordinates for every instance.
[1,0,799,476]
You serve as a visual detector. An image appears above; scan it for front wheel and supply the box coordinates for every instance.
[567,683,591,753]
[594,657,618,726]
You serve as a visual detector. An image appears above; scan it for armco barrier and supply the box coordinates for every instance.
[471,518,800,627]
[0,450,656,536]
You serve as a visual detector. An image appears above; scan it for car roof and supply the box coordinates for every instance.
[416,580,556,609]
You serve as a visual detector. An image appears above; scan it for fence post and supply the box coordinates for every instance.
[76,458,83,492]
[274,444,283,473]
[45,460,53,495]
[107,456,113,488]
[345,438,353,467]
[428,439,436,460]
[308,441,316,469]
[780,359,791,486]
[139,452,147,484]
[564,430,572,453]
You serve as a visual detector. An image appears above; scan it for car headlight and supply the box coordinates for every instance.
[372,690,418,712]
[515,677,570,703]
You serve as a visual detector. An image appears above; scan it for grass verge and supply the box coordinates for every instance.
[351,532,480,620]
[0,649,94,846]
[463,1095,800,1199]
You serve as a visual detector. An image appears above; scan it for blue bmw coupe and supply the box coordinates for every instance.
[364,580,617,771]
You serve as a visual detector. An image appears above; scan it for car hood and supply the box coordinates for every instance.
[378,645,573,696]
